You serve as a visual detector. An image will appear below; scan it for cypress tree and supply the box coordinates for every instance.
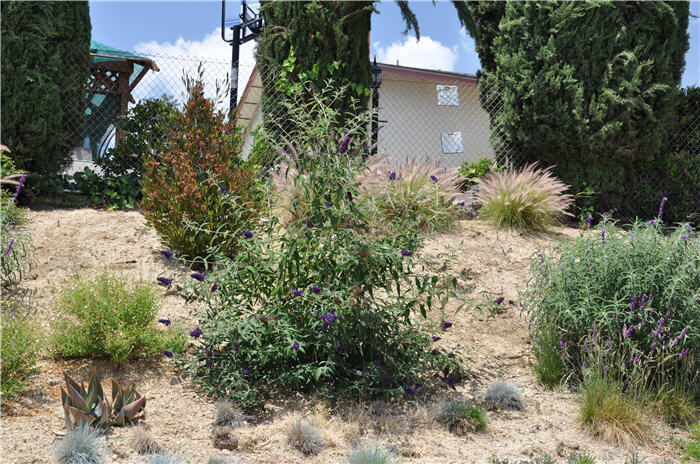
[1,1,92,176]
[460,1,690,215]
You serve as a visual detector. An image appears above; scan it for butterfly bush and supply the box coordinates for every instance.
[141,73,262,263]
[183,83,463,410]
[524,217,699,395]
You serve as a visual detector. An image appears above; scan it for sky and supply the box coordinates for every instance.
[89,0,699,101]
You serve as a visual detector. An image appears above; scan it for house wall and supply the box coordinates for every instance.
[376,74,495,169]
[239,102,263,160]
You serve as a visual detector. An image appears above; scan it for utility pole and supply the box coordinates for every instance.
[221,0,264,117]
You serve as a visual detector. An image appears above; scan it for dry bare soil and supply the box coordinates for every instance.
[1,207,691,463]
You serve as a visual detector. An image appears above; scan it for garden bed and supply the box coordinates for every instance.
[0,207,690,463]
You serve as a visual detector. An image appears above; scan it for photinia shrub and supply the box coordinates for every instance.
[180,83,464,410]
[141,78,262,262]
[524,213,699,397]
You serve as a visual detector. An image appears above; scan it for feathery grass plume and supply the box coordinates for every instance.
[348,441,398,464]
[483,381,525,411]
[129,425,163,455]
[146,453,190,464]
[362,156,461,232]
[476,163,573,231]
[435,397,487,435]
[214,399,247,427]
[579,373,649,445]
[287,418,325,456]
[212,426,238,451]
[55,423,105,464]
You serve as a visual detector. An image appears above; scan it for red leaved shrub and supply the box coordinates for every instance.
[141,80,261,261]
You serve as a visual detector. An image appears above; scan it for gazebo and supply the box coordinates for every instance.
[84,40,159,158]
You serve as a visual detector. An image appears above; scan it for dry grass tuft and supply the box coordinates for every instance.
[579,374,650,445]
[483,381,526,411]
[212,426,239,451]
[476,163,573,231]
[129,425,164,455]
[434,397,487,435]
[287,417,325,456]
[214,400,247,428]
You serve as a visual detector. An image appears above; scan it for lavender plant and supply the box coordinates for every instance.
[183,83,463,410]
[524,215,699,402]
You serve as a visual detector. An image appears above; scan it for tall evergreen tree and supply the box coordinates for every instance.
[458,1,690,214]
[1,1,92,176]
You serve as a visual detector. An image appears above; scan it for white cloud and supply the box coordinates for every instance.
[376,36,458,71]
[130,28,257,109]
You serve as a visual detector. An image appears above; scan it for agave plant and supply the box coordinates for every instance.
[61,368,146,429]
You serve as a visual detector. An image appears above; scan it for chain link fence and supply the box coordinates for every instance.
[69,47,698,221]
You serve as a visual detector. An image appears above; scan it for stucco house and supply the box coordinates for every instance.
[236,63,495,169]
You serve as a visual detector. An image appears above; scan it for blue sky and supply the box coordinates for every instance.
[90,0,699,90]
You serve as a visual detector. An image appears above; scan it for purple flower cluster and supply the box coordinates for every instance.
[493,296,505,305]
[401,249,412,257]
[670,326,688,346]
[157,276,173,286]
[320,309,339,331]
[389,172,396,181]
[441,321,453,330]
[293,289,304,297]
[191,272,205,282]
[658,196,667,219]
[3,239,14,256]
[160,250,174,259]
[586,214,593,228]
[158,318,171,326]
[292,341,300,350]
[311,285,321,294]
[338,134,352,154]
[243,230,254,239]
[190,326,203,338]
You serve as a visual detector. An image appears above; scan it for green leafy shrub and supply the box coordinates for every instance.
[52,272,186,364]
[579,372,649,445]
[524,217,699,398]
[476,163,573,231]
[0,300,41,398]
[684,422,700,461]
[55,423,106,464]
[483,381,525,411]
[457,156,504,191]
[362,157,461,233]
[141,77,262,262]
[435,398,487,434]
[69,166,141,211]
[183,84,463,411]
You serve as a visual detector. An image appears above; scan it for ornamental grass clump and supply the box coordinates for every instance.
[483,381,525,411]
[524,215,699,408]
[52,272,186,364]
[435,397,487,435]
[183,83,463,411]
[476,163,573,231]
[362,157,461,233]
[141,71,262,262]
[348,442,398,464]
[55,423,106,464]
[287,419,325,456]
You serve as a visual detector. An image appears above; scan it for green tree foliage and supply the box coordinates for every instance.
[459,1,690,214]
[1,1,92,176]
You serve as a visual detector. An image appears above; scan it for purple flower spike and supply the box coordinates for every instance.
[190,327,203,338]
[336,346,343,354]
[403,386,415,394]
[679,348,690,359]
[243,369,250,376]
[234,344,241,351]
[338,135,351,154]
[649,219,657,226]
[447,375,455,390]
[401,249,412,257]
[325,201,333,207]
[210,282,219,292]
[671,326,688,346]
[14,174,26,198]
[601,229,606,244]
[306,219,314,228]
[158,318,171,326]
[346,191,353,202]
[494,296,505,305]
[430,175,438,183]
[658,196,667,219]
[219,183,228,194]
[163,350,174,358]
[630,295,637,311]
[293,289,304,297]
[160,250,174,259]
[191,272,205,282]
[441,321,453,330]
[586,214,593,228]
[311,285,321,294]
[389,172,396,181]
[157,276,173,286]
[680,234,689,240]
[373,360,381,367]
[3,239,14,256]
[243,230,254,238]
[432,336,441,342]
[292,341,300,350]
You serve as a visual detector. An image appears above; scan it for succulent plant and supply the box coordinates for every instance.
[60,368,146,429]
